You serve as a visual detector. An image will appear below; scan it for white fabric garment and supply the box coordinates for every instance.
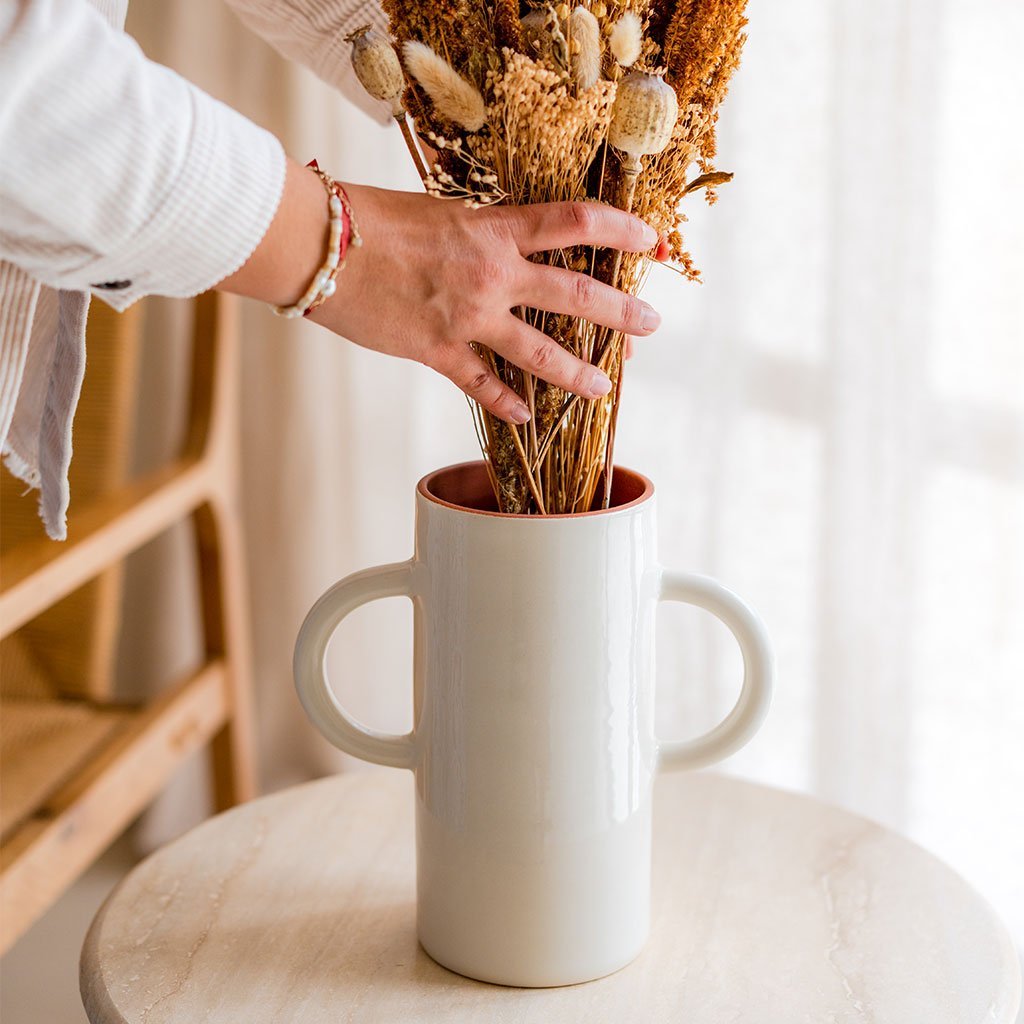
[0,0,133,538]
[0,0,387,538]
[2,284,88,531]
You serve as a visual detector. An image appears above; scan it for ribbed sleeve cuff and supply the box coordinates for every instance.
[85,88,286,312]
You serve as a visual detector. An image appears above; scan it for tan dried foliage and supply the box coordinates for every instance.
[404,41,488,130]
[363,0,748,513]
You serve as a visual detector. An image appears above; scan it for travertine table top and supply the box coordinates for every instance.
[81,772,1021,1023]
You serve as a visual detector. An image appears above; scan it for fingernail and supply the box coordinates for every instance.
[641,223,658,247]
[640,303,661,332]
[588,370,612,397]
[510,402,531,424]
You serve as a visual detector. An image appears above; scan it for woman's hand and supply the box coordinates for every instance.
[313,184,660,424]
[220,160,661,424]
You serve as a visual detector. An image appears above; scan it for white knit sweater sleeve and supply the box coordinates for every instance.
[0,0,286,312]
[223,0,392,123]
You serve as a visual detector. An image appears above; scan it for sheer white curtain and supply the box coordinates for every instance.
[627,0,1024,945]
[127,0,1024,948]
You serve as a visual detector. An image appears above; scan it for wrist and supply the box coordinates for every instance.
[216,156,329,307]
[273,163,358,318]
[305,181,378,331]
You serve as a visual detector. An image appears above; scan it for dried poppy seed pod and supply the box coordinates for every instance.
[347,26,428,182]
[609,71,677,222]
[347,26,405,116]
[609,71,678,165]
[569,6,601,90]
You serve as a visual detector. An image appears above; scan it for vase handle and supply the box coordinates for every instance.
[293,560,416,770]
[656,571,774,771]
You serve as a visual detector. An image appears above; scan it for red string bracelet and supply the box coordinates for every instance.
[272,159,361,319]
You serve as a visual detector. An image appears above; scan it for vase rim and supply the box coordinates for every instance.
[416,461,654,520]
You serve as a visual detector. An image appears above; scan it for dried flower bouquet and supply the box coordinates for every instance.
[348,0,748,514]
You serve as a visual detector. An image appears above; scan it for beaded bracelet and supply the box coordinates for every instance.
[272,159,361,319]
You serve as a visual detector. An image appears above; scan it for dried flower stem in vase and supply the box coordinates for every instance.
[599,71,677,506]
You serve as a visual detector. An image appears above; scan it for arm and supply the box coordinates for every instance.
[219,166,662,423]
[0,0,284,309]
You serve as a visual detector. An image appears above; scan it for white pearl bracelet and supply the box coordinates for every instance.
[272,163,359,319]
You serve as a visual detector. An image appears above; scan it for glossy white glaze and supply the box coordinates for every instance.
[294,463,774,987]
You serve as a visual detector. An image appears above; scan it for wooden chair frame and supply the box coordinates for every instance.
[0,292,256,953]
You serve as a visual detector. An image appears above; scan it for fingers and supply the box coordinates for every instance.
[488,316,613,400]
[505,201,658,256]
[436,345,532,424]
[517,264,661,336]
[434,315,619,422]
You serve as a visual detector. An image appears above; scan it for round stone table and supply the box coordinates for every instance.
[81,772,1021,1023]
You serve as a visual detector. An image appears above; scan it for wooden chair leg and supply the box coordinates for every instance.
[193,499,257,809]
[188,292,257,810]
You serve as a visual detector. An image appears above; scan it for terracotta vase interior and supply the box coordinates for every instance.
[419,463,652,517]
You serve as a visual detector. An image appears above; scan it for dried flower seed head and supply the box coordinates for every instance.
[609,71,677,158]
[492,0,525,51]
[609,11,643,67]
[521,9,552,56]
[569,7,601,90]
[521,5,570,69]
[546,5,571,70]
[347,26,406,116]
[403,40,487,132]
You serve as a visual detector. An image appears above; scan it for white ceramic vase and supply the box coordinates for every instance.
[294,462,774,988]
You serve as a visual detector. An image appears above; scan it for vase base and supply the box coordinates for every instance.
[417,934,648,989]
